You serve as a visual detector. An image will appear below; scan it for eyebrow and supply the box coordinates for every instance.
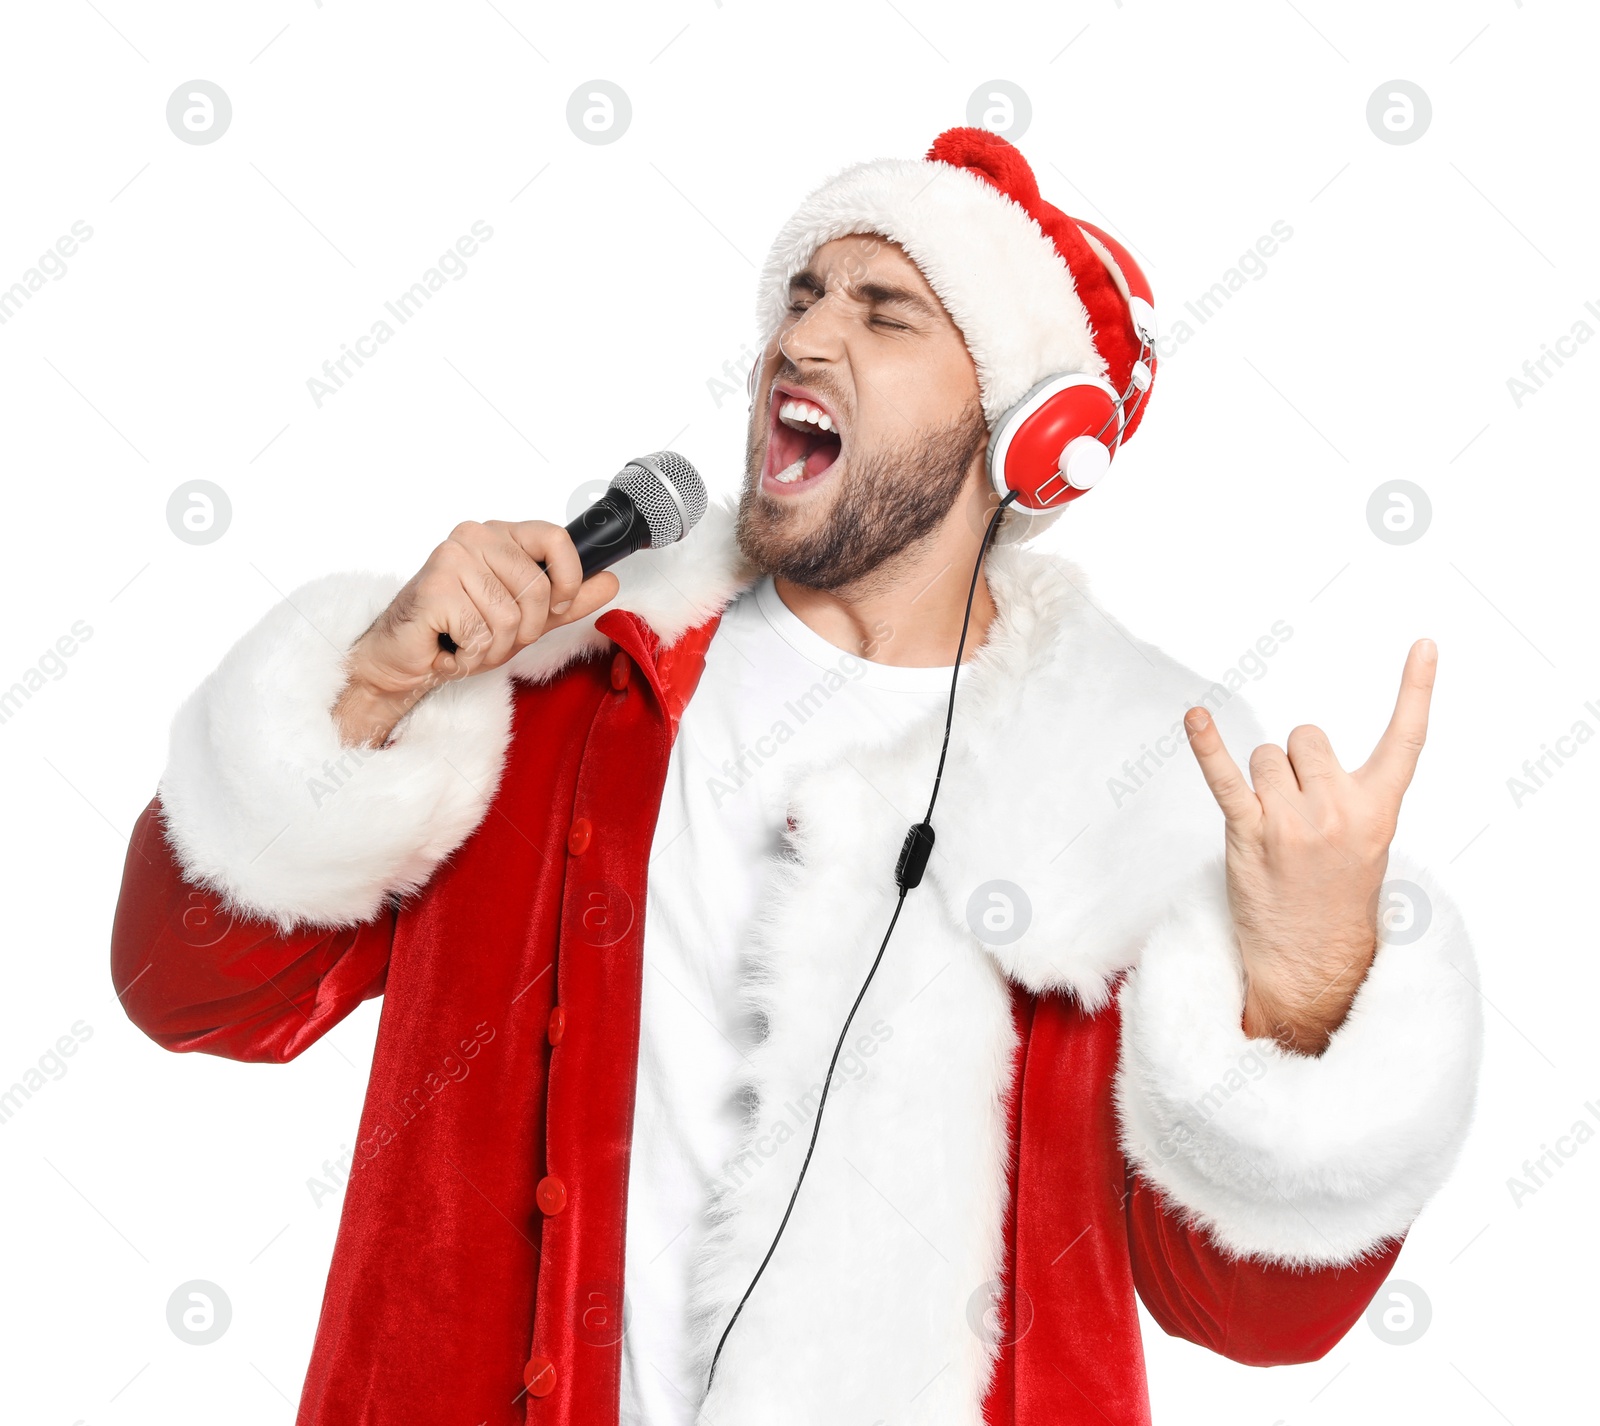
[788,268,940,320]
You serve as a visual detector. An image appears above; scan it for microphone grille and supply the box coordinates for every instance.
[613,451,708,548]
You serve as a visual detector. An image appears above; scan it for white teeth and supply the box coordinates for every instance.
[777,397,835,432]
[772,458,806,484]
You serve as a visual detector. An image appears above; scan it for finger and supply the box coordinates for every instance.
[374,570,479,685]
[456,568,526,672]
[1357,639,1436,797]
[442,532,532,671]
[1284,723,1345,796]
[1184,707,1262,832]
[545,570,620,630]
[1248,742,1299,806]
[478,525,557,648]
[426,568,618,678]
[506,520,585,624]
[420,565,500,679]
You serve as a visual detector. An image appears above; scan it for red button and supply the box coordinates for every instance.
[567,818,592,856]
[610,651,632,690]
[536,1175,567,1215]
[547,1006,566,1045]
[523,1355,556,1396]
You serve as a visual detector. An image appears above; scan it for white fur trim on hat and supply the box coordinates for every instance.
[1113,850,1484,1266]
[754,157,1106,426]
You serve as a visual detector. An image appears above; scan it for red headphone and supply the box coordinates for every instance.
[987,220,1157,514]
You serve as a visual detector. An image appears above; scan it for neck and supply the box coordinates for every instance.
[772,477,1002,668]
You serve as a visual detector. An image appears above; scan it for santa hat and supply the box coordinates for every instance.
[754,126,1157,449]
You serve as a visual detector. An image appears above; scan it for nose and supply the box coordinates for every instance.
[778,290,848,365]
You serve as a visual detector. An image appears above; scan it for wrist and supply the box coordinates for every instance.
[332,671,416,749]
[1241,947,1372,1056]
[1242,986,1336,1056]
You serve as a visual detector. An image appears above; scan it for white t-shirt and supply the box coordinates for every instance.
[618,576,957,1424]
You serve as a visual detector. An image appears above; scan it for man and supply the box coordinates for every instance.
[111,127,1483,1425]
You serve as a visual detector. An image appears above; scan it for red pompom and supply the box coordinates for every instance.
[925,126,1041,210]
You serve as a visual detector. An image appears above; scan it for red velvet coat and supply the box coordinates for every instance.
[111,505,1481,1424]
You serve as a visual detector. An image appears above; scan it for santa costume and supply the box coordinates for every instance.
[111,127,1483,1425]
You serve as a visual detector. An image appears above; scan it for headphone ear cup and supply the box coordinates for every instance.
[988,376,1122,512]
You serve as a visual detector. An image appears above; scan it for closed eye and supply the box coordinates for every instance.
[784,300,912,331]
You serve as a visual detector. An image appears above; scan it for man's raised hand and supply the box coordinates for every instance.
[1182,638,1438,1055]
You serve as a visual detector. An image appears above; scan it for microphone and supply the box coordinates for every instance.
[436,451,707,654]
[568,450,708,577]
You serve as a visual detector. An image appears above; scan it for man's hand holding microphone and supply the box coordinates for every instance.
[332,520,620,749]
[331,452,707,749]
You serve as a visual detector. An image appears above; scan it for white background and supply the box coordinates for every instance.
[1,1,1594,1422]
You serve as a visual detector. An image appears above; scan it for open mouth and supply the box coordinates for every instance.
[760,385,844,493]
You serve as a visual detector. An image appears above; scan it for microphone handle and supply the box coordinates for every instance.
[436,490,651,654]
[568,488,654,579]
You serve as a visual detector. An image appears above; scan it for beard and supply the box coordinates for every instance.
[736,396,989,593]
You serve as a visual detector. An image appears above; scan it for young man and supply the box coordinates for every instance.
[111,128,1482,1425]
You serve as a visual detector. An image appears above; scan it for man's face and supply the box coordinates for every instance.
[737,234,989,591]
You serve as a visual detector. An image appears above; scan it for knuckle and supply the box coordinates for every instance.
[431,539,473,572]
[415,570,456,604]
[508,555,551,599]
[1259,817,1294,852]
[1278,818,1317,850]
[476,568,510,603]
[476,577,518,624]
[515,519,559,549]
[454,610,490,655]
[449,519,485,544]
[546,534,580,570]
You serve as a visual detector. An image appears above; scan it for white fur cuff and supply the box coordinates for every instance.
[156,572,517,933]
[1114,850,1483,1266]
